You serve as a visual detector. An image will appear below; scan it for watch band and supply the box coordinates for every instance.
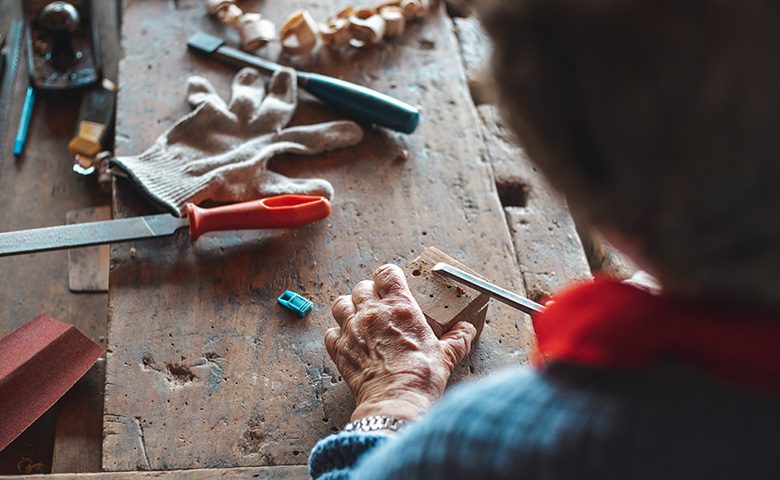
[342,415,408,433]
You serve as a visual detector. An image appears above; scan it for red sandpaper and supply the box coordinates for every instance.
[0,313,104,451]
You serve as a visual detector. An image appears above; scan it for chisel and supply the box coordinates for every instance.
[432,262,546,315]
[0,195,330,257]
[187,32,420,134]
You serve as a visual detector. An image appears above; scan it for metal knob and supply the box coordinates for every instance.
[38,2,81,34]
[38,1,82,70]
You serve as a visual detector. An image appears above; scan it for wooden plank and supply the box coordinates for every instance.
[0,0,110,474]
[477,105,592,301]
[51,0,120,472]
[452,16,495,105]
[51,360,105,473]
[67,207,111,292]
[105,0,533,471]
[15,465,307,479]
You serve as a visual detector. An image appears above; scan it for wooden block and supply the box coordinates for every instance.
[405,246,490,339]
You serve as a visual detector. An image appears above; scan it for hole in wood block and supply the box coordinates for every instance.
[496,180,529,208]
[412,269,422,276]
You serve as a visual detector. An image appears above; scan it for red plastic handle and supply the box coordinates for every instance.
[184,195,331,241]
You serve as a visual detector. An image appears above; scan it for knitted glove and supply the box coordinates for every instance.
[111,67,363,215]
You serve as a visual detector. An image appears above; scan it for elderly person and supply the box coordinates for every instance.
[309,0,780,478]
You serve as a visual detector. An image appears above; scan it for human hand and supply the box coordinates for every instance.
[325,264,478,422]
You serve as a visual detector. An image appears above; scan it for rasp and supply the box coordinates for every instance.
[0,195,330,257]
[432,262,546,315]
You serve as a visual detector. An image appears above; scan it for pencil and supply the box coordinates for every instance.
[13,86,35,157]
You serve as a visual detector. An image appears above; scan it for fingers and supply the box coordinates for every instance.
[324,327,341,361]
[271,121,364,154]
[254,171,335,201]
[251,67,297,131]
[373,264,413,300]
[352,280,375,305]
[331,295,355,328]
[228,68,266,121]
[439,321,478,369]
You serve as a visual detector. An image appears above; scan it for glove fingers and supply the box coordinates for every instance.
[272,121,364,154]
[251,68,297,132]
[256,171,335,200]
[228,68,266,122]
[187,76,224,110]
[204,170,334,203]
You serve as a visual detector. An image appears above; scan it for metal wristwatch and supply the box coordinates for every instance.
[342,416,408,433]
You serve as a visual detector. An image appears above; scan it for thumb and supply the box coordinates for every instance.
[439,322,478,370]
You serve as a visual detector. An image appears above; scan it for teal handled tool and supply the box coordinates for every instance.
[187,32,420,134]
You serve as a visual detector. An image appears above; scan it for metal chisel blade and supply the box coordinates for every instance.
[0,214,189,257]
[432,262,546,315]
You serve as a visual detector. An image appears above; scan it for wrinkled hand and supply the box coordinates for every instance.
[325,264,478,422]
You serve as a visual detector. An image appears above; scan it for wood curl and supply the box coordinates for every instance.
[205,0,276,50]
[278,10,320,56]
[205,0,439,55]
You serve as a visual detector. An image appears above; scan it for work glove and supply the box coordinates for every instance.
[111,67,363,215]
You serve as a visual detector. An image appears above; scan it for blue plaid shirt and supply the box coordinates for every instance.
[309,363,780,479]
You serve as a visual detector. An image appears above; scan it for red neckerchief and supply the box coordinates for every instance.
[532,277,780,391]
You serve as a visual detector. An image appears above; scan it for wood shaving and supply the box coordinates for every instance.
[205,0,440,55]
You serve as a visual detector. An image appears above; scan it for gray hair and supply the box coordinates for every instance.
[477,0,780,307]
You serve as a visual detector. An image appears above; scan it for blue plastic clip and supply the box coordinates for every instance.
[277,290,314,317]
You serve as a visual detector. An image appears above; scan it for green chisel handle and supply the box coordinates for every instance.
[187,33,421,134]
[297,72,420,134]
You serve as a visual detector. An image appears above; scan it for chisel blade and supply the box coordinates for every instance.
[432,262,546,315]
[0,214,188,257]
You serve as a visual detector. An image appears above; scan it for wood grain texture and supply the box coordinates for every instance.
[0,0,111,474]
[452,16,495,105]
[404,246,489,338]
[67,207,111,292]
[477,105,592,301]
[51,361,105,473]
[14,465,307,479]
[105,0,533,471]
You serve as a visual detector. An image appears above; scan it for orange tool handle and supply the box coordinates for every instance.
[184,195,331,241]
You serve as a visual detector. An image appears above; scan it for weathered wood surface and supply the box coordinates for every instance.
[51,361,105,474]
[477,105,592,301]
[106,0,534,471]
[67,207,111,292]
[454,17,592,299]
[0,0,113,473]
[452,16,495,106]
[14,466,307,479]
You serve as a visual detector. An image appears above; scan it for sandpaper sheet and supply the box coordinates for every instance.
[0,313,104,451]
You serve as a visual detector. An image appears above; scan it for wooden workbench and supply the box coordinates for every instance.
[103,0,591,476]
